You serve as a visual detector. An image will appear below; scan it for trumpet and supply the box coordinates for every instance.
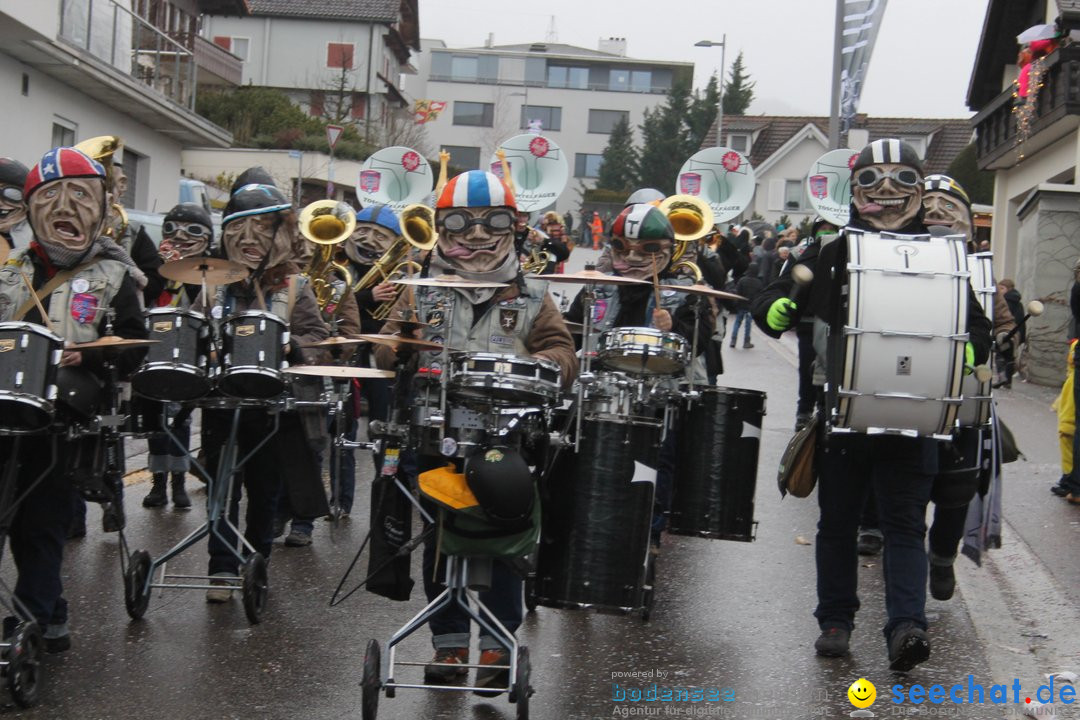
[522,247,552,274]
[298,200,356,311]
[352,203,437,322]
[659,194,715,263]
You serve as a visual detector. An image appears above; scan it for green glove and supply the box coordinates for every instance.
[767,298,798,332]
[964,341,974,374]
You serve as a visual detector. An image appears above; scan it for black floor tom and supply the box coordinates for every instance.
[132,308,211,402]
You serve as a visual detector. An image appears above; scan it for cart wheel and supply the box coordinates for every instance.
[241,553,269,625]
[124,550,152,620]
[510,646,531,718]
[6,622,42,708]
[361,639,380,720]
[524,575,537,613]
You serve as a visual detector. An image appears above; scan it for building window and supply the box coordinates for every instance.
[520,105,562,131]
[630,70,652,92]
[327,42,354,69]
[453,101,494,127]
[899,136,928,159]
[728,133,750,153]
[609,69,629,91]
[588,109,629,134]
[309,90,325,117]
[443,145,481,172]
[51,119,76,148]
[212,36,249,60]
[784,180,805,211]
[574,153,603,178]
[351,92,366,120]
[548,65,587,89]
[450,55,478,81]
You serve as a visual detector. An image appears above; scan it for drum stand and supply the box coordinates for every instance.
[123,405,279,625]
[360,555,532,720]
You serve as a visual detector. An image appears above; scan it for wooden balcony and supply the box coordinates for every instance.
[191,34,242,86]
[972,44,1080,170]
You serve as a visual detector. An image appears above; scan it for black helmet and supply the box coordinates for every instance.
[222,184,291,226]
[0,157,29,189]
[230,166,277,196]
[164,202,213,232]
[851,139,924,176]
[464,445,535,527]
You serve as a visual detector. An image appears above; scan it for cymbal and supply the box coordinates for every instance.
[159,256,250,285]
[658,283,745,301]
[70,336,160,351]
[563,321,585,335]
[392,275,508,290]
[531,270,649,286]
[285,366,395,379]
[354,333,454,352]
[299,336,366,349]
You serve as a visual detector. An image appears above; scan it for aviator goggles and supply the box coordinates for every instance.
[439,210,515,233]
[163,221,211,238]
[854,166,922,189]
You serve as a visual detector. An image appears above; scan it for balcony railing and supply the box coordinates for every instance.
[972,44,1080,170]
[191,34,243,86]
[58,0,197,110]
[428,74,672,94]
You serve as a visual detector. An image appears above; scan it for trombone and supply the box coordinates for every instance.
[351,203,437,322]
[298,199,356,311]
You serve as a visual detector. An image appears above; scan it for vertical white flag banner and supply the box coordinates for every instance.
[839,0,889,133]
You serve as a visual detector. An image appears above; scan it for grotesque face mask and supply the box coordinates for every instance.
[344,222,396,265]
[436,206,516,273]
[163,221,211,259]
[223,214,290,270]
[112,166,128,201]
[922,191,972,240]
[852,162,923,231]
[28,178,105,253]
[610,235,673,280]
[0,185,26,233]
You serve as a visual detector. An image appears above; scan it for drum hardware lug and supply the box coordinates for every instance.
[579,372,597,386]
[340,438,382,453]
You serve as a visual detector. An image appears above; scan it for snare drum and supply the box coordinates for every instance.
[0,322,63,433]
[596,327,689,375]
[447,352,561,405]
[958,252,994,427]
[831,231,968,438]
[132,308,212,402]
[219,310,288,399]
[534,416,661,613]
[669,387,765,542]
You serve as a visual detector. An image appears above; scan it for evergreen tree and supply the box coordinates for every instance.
[722,51,755,116]
[595,114,638,194]
[687,73,720,152]
[945,142,994,205]
[637,78,693,194]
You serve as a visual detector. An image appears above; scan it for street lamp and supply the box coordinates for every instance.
[694,36,726,147]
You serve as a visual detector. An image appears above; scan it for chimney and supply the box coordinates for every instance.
[484,32,494,48]
[598,37,627,57]
[847,128,870,150]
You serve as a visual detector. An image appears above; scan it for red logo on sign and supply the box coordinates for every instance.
[401,151,421,172]
[529,137,550,158]
[679,173,702,196]
[359,170,381,193]
[809,175,829,199]
[722,151,742,172]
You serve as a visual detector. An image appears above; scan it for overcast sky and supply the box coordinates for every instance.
[416,0,988,118]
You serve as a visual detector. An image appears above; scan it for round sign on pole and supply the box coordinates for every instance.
[805,149,860,227]
[675,147,756,223]
[488,134,568,212]
[355,146,434,211]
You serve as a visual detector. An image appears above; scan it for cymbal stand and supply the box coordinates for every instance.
[684,296,704,410]
[574,280,599,453]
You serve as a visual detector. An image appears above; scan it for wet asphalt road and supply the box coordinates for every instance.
[3,252,1077,720]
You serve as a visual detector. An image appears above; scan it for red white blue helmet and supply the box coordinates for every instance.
[24,147,106,200]
[436,171,516,211]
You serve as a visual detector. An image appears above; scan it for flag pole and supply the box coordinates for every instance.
[828,0,844,149]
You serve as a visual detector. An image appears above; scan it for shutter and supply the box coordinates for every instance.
[767,179,785,212]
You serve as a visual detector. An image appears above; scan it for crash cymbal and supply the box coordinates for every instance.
[159,256,250,285]
[285,366,395,379]
[532,270,649,286]
[299,336,366,349]
[354,333,454,352]
[658,283,745,301]
[392,275,509,289]
[70,336,160,351]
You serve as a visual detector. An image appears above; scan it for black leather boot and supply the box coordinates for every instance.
[143,473,168,508]
[171,473,191,509]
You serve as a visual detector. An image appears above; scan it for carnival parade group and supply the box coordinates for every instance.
[0,134,1006,712]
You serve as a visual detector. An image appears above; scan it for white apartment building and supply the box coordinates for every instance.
[403,38,694,215]
[0,0,242,212]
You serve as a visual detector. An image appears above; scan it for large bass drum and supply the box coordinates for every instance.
[958,252,994,427]
[669,387,765,542]
[534,415,661,614]
[829,231,968,438]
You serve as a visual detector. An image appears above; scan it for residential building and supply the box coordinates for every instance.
[701,115,973,227]
[201,0,419,141]
[967,0,1080,385]
[0,0,245,212]
[402,37,694,214]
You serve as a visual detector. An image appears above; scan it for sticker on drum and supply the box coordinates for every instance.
[441,436,458,456]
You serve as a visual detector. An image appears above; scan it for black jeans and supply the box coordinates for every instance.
[795,323,816,416]
[814,434,936,639]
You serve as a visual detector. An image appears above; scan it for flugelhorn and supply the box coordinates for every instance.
[659,194,714,263]
[299,199,356,311]
[353,203,437,321]
[74,135,128,239]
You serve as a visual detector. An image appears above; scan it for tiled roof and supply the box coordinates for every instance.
[247,0,400,22]
[705,114,974,175]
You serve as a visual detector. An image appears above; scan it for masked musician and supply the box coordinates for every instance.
[198,183,330,601]
[374,170,577,692]
[514,210,567,275]
[0,147,148,652]
[140,203,216,510]
[752,140,992,671]
[0,158,31,249]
